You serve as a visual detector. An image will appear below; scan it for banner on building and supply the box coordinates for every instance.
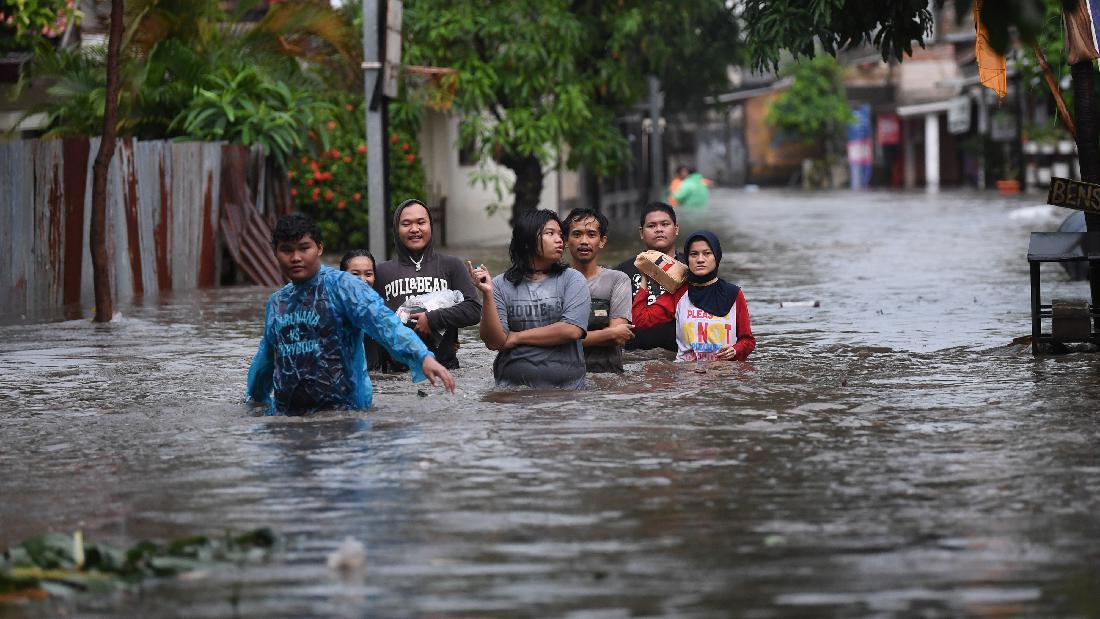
[947,97,971,134]
[877,113,900,146]
[847,103,873,189]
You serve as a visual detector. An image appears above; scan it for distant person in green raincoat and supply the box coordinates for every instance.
[668,166,712,209]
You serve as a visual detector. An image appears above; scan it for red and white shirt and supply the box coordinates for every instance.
[632,285,755,362]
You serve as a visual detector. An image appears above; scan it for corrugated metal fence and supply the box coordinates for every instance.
[0,137,224,320]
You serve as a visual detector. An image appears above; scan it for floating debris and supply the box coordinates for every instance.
[326,537,366,572]
[779,300,820,308]
[0,528,277,602]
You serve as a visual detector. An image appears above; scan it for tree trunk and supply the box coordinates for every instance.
[501,153,544,226]
[1070,61,1100,329]
[89,0,125,322]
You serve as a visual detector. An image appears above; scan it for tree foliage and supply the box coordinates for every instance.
[24,0,354,146]
[742,0,934,73]
[24,0,428,250]
[741,0,1051,73]
[175,65,333,168]
[954,0,1047,55]
[0,0,80,52]
[288,95,426,251]
[766,55,853,149]
[1016,0,1077,141]
[402,0,740,221]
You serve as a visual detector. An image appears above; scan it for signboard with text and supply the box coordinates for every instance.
[947,96,971,134]
[847,103,872,189]
[1047,177,1100,215]
[991,110,1016,142]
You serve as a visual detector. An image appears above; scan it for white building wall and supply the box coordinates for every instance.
[419,111,559,247]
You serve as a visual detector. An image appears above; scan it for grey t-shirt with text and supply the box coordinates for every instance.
[584,267,632,373]
[492,268,590,389]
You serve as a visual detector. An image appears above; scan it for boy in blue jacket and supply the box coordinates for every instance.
[246,214,454,415]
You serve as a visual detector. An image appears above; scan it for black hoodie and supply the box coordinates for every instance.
[373,199,482,370]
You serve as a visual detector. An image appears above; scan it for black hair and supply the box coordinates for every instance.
[563,207,608,237]
[639,202,677,227]
[504,209,567,285]
[339,249,376,272]
[675,165,690,175]
[272,213,323,247]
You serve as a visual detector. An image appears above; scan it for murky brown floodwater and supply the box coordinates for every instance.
[3,189,1100,617]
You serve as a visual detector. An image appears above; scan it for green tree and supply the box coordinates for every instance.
[1017,0,1075,141]
[766,55,853,159]
[402,0,740,224]
[740,0,1047,73]
[25,0,354,146]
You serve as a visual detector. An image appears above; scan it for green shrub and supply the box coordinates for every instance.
[289,95,426,251]
[0,0,80,52]
[174,64,333,168]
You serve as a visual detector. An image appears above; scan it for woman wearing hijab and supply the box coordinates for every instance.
[632,230,755,362]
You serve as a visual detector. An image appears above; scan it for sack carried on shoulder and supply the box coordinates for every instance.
[634,250,688,293]
[588,298,611,331]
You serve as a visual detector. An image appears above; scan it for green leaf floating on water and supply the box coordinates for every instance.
[0,528,278,601]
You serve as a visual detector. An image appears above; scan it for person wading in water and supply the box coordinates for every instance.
[373,199,482,372]
[469,209,591,389]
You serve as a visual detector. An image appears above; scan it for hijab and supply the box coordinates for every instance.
[684,230,741,318]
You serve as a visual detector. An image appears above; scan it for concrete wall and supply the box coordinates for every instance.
[744,92,820,185]
[419,111,559,246]
[694,123,747,187]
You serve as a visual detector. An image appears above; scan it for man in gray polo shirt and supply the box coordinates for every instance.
[564,208,634,373]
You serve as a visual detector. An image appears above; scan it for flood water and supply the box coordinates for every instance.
[3,189,1100,617]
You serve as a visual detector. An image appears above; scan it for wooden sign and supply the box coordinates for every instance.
[1047,177,1100,215]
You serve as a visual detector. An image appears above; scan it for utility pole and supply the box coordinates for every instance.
[1013,52,1027,192]
[647,76,664,202]
[362,0,386,258]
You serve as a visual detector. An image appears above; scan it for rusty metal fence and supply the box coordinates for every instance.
[1,137,227,321]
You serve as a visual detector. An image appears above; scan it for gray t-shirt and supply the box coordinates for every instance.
[492,268,590,389]
[584,267,632,373]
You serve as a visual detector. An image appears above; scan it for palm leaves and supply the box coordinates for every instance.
[175,64,333,167]
[24,0,354,159]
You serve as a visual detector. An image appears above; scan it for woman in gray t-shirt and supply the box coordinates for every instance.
[468,210,590,389]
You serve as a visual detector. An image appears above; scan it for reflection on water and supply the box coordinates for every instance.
[3,190,1100,617]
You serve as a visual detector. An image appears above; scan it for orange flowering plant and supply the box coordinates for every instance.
[288,95,425,250]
